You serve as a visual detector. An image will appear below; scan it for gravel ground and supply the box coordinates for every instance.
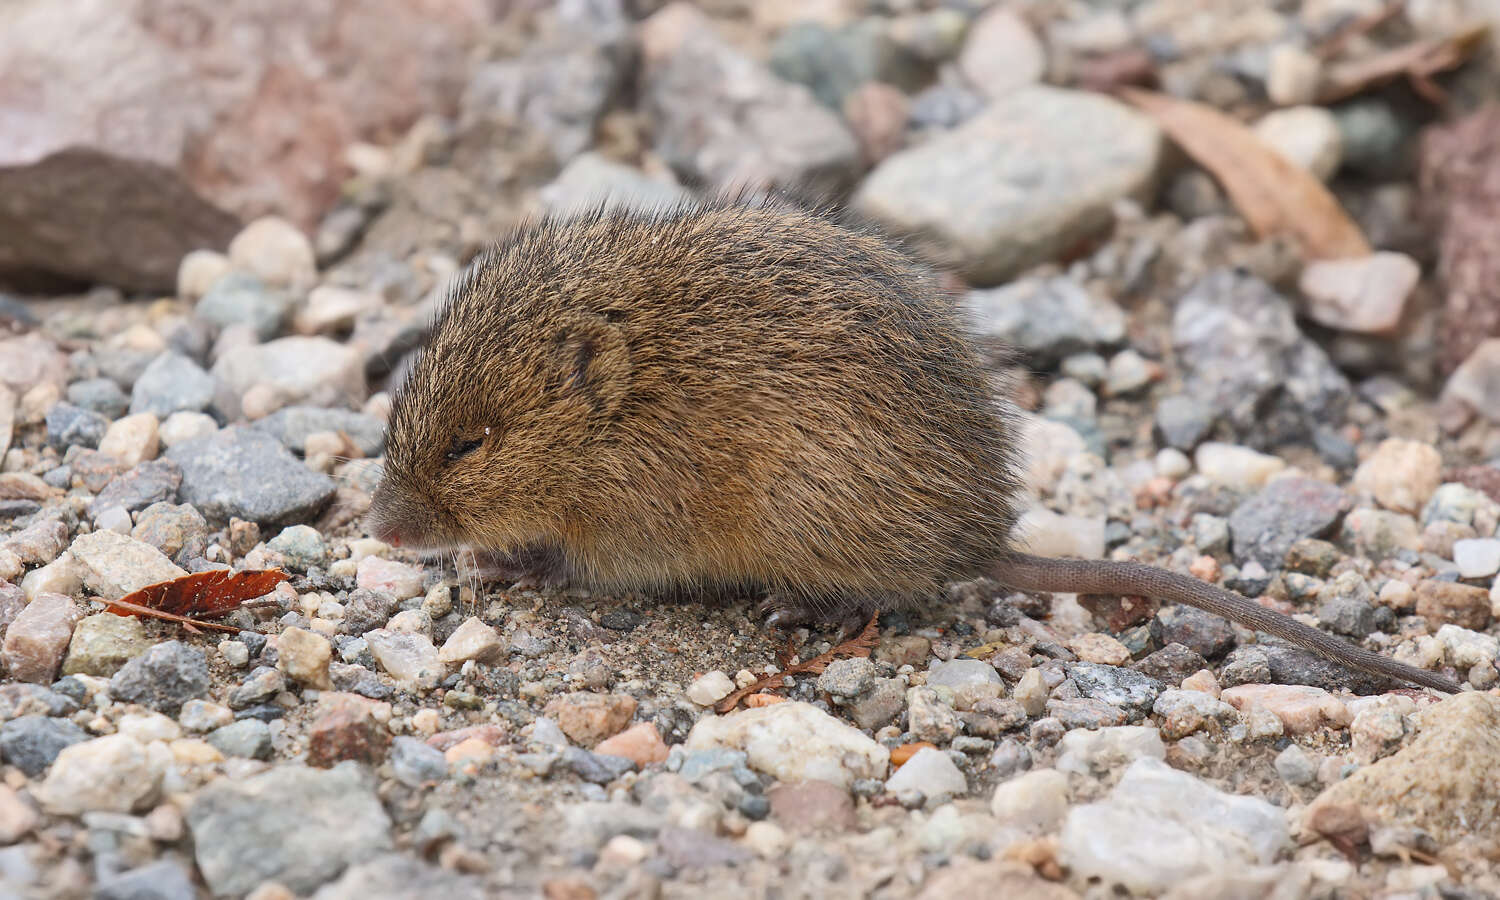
[5,1,1500,898]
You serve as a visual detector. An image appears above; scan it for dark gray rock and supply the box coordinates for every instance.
[107,640,209,714]
[1172,271,1351,448]
[95,860,197,900]
[206,719,273,760]
[65,377,129,419]
[130,351,218,418]
[195,272,291,340]
[563,746,636,784]
[0,683,79,719]
[45,402,108,451]
[252,406,386,457]
[1228,476,1347,570]
[0,715,87,776]
[1151,606,1236,659]
[166,426,336,526]
[228,666,286,710]
[1133,642,1208,683]
[187,763,393,896]
[89,459,182,518]
[342,589,398,636]
[390,736,447,788]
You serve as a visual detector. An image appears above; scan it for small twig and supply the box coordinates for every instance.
[715,613,880,713]
[1314,0,1406,60]
[101,597,244,634]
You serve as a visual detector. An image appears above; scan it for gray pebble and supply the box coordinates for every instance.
[107,640,209,714]
[45,402,108,451]
[390,736,448,787]
[0,714,88,776]
[206,719,273,760]
[166,426,336,526]
[130,352,218,418]
[66,378,129,419]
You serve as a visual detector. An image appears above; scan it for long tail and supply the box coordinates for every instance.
[990,551,1462,695]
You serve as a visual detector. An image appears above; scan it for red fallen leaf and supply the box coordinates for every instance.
[103,568,288,624]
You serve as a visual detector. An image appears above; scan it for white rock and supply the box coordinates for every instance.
[1453,538,1500,579]
[437,617,506,665]
[20,552,82,600]
[294,286,380,335]
[364,629,442,688]
[355,556,424,600]
[1194,442,1286,491]
[1155,447,1191,479]
[118,711,182,744]
[97,413,160,467]
[957,6,1044,98]
[1014,505,1105,560]
[884,747,967,801]
[276,626,333,690]
[93,505,133,534]
[213,336,366,413]
[177,250,232,301]
[1299,252,1419,336]
[1266,43,1320,105]
[1436,623,1500,669]
[990,767,1069,831]
[685,670,736,706]
[227,217,317,289]
[1056,726,1165,775]
[385,609,430,636]
[1059,757,1290,894]
[1353,438,1442,516]
[743,820,789,858]
[35,735,163,815]
[1253,106,1342,181]
[684,700,888,790]
[1022,417,1089,494]
[158,411,218,447]
[68,531,186,602]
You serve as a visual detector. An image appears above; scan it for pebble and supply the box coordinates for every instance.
[765,779,855,834]
[1060,757,1289,893]
[118,710,181,744]
[907,686,962,743]
[179,700,234,734]
[277,626,333,689]
[95,860,197,900]
[66,377,129,419]
[252,405,386,458]
[1154,394,1215,450]
[0,785,38,843]
[307,696,389,767]
[855,86,1160,286]
[129,352,218,418]
[19,555,83,603]
[816,657,876,698]
[355,556,425,600]
[884,746,966,804]
[1414,579,1492,631]
[0,715,88,776]
[1012,506,1106,560]
[1444,338,1500,423]
[390,736,448,787]
[177,249,232,300]
[544,692,637,747]
[96,413,160,469]
[1306,692,1500,843]
[46,402,109,451]
[107,640,209,714]
[1299,252,1419,336]
[35,735,162,815]
[849,677,905,730]
[61,613,150,677]
[196,271,292,342]
[157,410,218,446]
[266,525,327,570]
[1266,43,1320,105]
[685,701,887,791]
[437,616,505,665]
[1055,725,1165,775]
[227,216,318,290]
[213,336,366,415]
[594,722,669,767]
[957,6,1044,98]
[364,629,442,688]
[1193,442,1286,491]
[69,530,186,601]
[1453,538,1500,579]
[2,519,67,566]
[1354,439,1443,516]
[1221,684,1351,734]
[1012,669,1049,717]
[685,670,735,706]
[1253,105,1342,180]
[1228,476,1345,569]
[1067,633,1130,666]
[89,460,184,524]
[1274,743,1318,786]
[966,276,1126,366]
[926,657,1003,708]
[1341,508,1421,559]
[187,763,393,895]
[537,152,691,217]
[991,767,1069,832]
[1070,663,1162,713]
[1,592,81,684]
[166,426,337,526]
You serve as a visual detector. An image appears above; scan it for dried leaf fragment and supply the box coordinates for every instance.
[715,613,880,713]
[104,568,288,621]
[1117,87,1371,260]
[1318,24,1489,104]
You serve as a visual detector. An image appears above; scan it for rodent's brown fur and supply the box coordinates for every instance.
[368,199,1460,695]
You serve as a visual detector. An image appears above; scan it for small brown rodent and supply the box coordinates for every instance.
[367,199,1460,694]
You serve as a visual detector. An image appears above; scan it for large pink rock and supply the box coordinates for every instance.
[1,592,83,684]
[0,0,491,290]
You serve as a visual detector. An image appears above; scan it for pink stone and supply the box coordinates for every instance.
[595,723,669,767]
[1,592,83,684]
[1222,684,1351,734]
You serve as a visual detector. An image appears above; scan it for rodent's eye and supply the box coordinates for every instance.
[444,436,483,463]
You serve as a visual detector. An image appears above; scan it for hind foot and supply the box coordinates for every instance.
[471,545,569,591]
[758,594,877,641]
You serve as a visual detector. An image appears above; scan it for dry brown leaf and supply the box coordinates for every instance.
[1118,87,1371,260]
[1318,24,1489,104]
[715,613,880,713]
[103,568,288,632]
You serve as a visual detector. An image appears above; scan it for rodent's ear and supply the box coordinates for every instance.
[556,315,630,418]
